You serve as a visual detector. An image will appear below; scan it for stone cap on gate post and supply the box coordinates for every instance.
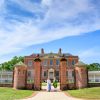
[75,61,86,66]
[74,61,88,74]
[34,54,41,62]
[14,61,27,69]
[75,61,87,68]
[60,55,67,68]
[60,54,67,62]
[60,57,67,62]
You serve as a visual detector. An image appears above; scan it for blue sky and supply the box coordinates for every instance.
[0,0,100,64]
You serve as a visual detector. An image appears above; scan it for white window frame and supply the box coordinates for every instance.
[43,59,48,66]
[28,60,33,67]
[56,59,60,66]
[50,59,53,66]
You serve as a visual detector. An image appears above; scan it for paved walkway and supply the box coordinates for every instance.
[21,91,83,100]
[21,86,83,100]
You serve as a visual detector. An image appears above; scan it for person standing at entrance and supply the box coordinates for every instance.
[47,78,51,92]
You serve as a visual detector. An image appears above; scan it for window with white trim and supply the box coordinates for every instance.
[28,60,32,66]
[56,59,60,65]
[50,59,53,66]
[43,59,48,66]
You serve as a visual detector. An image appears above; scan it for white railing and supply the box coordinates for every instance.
[88,78,100,83]
[0,71,13,84]
[88,71,100,83]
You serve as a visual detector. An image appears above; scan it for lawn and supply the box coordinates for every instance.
[0,87,34,100]
[67,87,100,100]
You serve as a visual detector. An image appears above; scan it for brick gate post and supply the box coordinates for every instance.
[60,57,68,90]
[75,61,88,89]
[34,55,41,90]
[13,61,27,89]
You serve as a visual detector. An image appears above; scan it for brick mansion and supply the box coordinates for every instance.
[24,48,78,82]
[13,48,88,90]
[0,49,100,90]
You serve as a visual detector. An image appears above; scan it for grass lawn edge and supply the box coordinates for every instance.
[65,87,100,100]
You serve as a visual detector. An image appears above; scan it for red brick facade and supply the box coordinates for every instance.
[60,57,68,90]
[75,63,88,89]
[13,62,27,89]
[13,49,88,90]
[24,49,78,82]
[34,57,41,90]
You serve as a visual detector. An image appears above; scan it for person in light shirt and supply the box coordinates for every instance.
[47,78,51,92]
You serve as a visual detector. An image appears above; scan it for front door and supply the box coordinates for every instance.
[49,72,54,79]
[48,68,54,82]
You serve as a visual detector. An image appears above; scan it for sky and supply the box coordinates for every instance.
[0,0,100,64]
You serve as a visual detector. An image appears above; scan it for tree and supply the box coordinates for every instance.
[86,63,100,71]
[0,56,24,71]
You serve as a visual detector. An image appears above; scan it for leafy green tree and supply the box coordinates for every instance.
[0,56,24,71]
[86,63,100,71]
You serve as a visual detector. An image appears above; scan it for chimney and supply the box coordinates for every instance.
[58,48,62,54]
[41,48,44,54]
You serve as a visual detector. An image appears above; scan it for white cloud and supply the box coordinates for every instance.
[9,0,46,14]
[42,0,52,6]
[0,0,100,63]
[79,47,100,64]
[0,0,4,8]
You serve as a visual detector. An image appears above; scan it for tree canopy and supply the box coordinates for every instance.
[0,56,24,71]
[86,63,100,71]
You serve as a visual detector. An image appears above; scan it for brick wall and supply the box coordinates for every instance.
[34,58,41,90]
[60,58,68,90]
[26,84,34,90]
[13,65,27,89]
[75,66,88,89]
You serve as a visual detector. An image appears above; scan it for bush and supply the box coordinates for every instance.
[53,80,58,88]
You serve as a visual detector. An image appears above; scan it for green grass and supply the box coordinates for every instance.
[67,87,100,100]
[0,87,34,100]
